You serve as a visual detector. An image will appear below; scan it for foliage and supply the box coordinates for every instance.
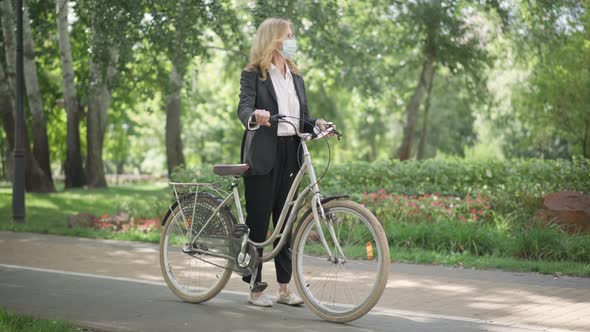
[167,158,590,264]
[384,219,590,263]
[0,308,78,332]
[511,18,590,157]
[319,157,589,196]
[362,191,494,224]
[494,0,589,158]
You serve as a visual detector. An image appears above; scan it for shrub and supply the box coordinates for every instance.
[171,158,589,198]
[319,157,589,196]
[385,221,504,256]
[511,224,570,260]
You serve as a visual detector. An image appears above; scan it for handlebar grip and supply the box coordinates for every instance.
[269,114,286,125]
[249,114,285,127]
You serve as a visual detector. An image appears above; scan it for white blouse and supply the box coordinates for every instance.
[248,63,301,136]
[268,63,300,136]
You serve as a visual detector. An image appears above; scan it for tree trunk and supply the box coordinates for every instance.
[85,50,118,188]
[23,5,54,187]
[1,0,53,193]
[56,0,86,188]
[397,57,435,161]
[417,67,436,160]
[165,63,185,176]
[583,120,589,159]
[0,0,17,101]
[0,63,53,192]
[0,64,15,180]
[0,138,5,180]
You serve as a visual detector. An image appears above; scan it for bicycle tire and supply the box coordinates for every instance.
[160,192,234,303]
[291,199,390,322]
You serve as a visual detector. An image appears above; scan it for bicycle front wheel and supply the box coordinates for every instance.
[292,200,390,322]
[160,193,233,303]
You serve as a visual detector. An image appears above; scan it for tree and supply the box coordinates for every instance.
[23,4,53,187]
[513,28,590,158]
[0,0,54,192]
[389,0,505,160]
[146,0,242,176]
[56,0,86,188]
[0,64,15,180]
[78,0,143,187]
[502,0,588,158]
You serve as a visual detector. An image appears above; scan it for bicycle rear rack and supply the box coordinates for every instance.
[168,182,231,241]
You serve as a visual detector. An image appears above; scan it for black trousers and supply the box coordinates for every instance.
[242,136,300,285]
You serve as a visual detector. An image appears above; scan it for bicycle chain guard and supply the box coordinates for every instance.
[231,239,258,277]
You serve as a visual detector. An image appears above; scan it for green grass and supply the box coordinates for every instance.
[0,308,79,332]
[392,247,590,277]
[0,184,166,243]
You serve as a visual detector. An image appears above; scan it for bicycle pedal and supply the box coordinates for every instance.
[232,224,249,238]
[250,282,268,293]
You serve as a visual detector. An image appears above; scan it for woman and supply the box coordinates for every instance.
[237,17,331,307]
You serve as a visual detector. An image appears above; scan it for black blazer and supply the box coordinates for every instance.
[237,67,316,176]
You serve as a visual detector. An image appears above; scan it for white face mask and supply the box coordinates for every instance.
[278,39,297,59]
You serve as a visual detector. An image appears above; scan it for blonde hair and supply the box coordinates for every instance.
[247,17,299,80]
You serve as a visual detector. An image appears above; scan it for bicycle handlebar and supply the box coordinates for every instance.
[250,113,342,140]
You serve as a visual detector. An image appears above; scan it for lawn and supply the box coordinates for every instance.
[0,308,80,332]
[0,183,168,242]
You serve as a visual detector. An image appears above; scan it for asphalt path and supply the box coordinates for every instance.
[0,265,573,332]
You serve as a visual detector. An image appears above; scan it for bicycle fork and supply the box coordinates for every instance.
[311,196,347,263]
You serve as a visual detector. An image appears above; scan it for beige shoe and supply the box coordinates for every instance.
[276,291,304,306]
[248,293,273,307]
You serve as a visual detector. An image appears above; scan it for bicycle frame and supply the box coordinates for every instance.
[184,131,344,264]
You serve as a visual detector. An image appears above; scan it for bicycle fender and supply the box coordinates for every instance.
[294,194,350,231]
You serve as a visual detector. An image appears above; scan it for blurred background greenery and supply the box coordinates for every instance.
[1,0,588,189]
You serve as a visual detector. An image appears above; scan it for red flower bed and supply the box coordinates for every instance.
[361,189,494,223]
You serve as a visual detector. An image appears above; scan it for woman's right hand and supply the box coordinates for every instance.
[254,109,271,127]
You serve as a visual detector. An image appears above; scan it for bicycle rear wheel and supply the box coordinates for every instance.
[160,193,234,303]
[292,200,390,322]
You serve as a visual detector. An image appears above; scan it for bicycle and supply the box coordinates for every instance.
[159,115,390,322]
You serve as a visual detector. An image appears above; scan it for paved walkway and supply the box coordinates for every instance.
[0,231,588,331]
